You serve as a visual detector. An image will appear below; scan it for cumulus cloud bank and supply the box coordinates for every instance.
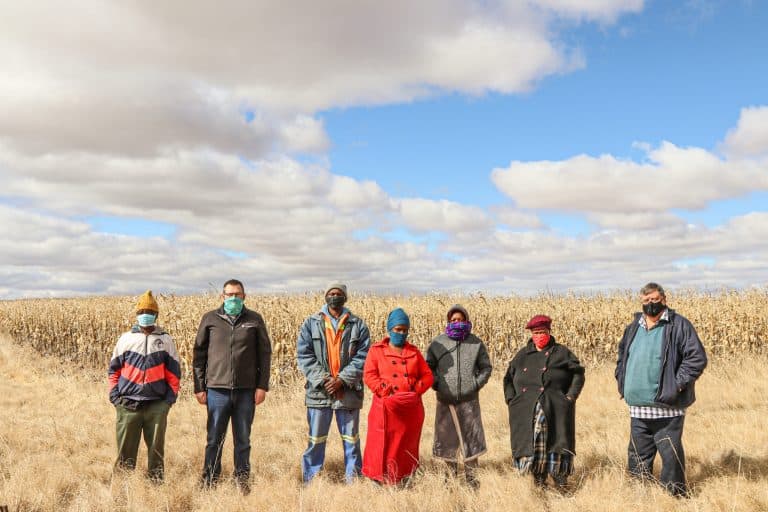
[1,0,766,297]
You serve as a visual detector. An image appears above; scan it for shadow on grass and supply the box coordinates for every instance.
[689,450,768,485]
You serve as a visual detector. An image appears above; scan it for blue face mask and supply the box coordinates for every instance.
[223,296,244,316]
[389,331,407,347]
[136,313,157,327]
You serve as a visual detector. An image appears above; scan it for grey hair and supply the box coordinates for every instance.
[640,282,665,297]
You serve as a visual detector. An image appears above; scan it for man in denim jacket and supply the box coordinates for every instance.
[297,283,371,484]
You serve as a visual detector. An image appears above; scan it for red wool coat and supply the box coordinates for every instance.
[363,339,434,397]
[362,339,434,484]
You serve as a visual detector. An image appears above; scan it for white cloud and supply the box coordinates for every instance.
[492,206,544,229]
[398,198,493,233]
[530,0,644,22]
[722,106,768,158]
[491,141,768,213]
[0,0,640,161]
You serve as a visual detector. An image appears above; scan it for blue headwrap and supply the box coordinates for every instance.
[386,307,410,332]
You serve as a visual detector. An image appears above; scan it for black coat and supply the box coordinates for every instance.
[503,338,585,458]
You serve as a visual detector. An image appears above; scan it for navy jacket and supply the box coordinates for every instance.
[615,309,707,409]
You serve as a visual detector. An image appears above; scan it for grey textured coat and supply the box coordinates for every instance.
[425,333,492,405]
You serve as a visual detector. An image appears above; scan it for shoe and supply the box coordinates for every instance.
[236,476,251,496]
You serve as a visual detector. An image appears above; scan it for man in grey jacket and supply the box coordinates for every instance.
[426,304,492,488]
[296,283,371,484]
[193,279,272,494]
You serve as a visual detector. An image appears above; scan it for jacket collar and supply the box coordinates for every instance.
[131,325,167,335]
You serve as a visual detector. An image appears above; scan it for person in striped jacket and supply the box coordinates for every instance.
[108,290,181,481]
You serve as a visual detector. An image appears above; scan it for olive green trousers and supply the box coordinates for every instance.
[115,400,170,480]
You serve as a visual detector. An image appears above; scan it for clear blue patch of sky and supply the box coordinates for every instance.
[673,256,716,267]
[87,216,177,239]
[320,0,767,238]
[221,250,249,259]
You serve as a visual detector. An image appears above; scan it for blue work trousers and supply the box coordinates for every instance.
[302,407,361,483]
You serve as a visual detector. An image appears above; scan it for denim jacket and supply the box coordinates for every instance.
[297,310,371,409]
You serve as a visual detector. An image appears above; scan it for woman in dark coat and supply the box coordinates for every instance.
[503,315,585,489]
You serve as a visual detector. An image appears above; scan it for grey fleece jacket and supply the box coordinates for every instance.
[425,333,492,404]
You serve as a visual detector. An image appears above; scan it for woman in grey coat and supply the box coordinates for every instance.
[425,305,492,488]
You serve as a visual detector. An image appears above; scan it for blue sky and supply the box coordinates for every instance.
[0,0,766,297]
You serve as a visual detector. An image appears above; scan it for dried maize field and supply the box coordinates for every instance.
[1,290,768,511]
[0,289,766,385]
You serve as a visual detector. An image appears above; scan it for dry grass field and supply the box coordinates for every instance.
[1,291,767,511]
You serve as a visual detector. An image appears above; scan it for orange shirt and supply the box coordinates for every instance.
[363,339,434,397]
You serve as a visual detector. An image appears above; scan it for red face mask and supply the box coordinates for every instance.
[532,332,551,349]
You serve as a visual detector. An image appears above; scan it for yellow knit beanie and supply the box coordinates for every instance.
[136,290,159,313]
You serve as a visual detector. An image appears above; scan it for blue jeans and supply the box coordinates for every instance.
[302,407,361,483]
[203,388,255,482]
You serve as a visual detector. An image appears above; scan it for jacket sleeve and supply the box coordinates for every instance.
[615,322,632,397]
[565,348,586,399]
[503,360,516,403]
[192,314,210,393]
[108,337,123,404]
[675,319,707,390]
[474,340,493,390]
[255,314,273,391]
[337,319,371,387]
[424,341,439,390]
[164,335,181,404]
[363,346,391,397]
[413,351,434,395]
[297,318,330,389]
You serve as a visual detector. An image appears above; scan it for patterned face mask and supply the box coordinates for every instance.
[223,296,244,316]
[445,321,472,341]
[532,332,551,349]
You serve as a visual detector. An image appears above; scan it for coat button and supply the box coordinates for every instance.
[393,374,398,378]
[404,373,408,377]
[540,387,544,391]
[542,367,546,371]
[391,360,397,364]
[522,387,527,392]
[545,352,549,356]
[381,383,386,388]
[401,361,406,365]
[523,368,527,372]
[394,386,398,390]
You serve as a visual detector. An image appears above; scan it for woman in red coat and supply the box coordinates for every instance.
[362,308,434,485]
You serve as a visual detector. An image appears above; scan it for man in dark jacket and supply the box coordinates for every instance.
[615,282,707,497]
[193,279,272,494]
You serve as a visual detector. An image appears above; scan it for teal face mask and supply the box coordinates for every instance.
[137,313,157,327]
[223,296,244,315]
[389,331,407,347]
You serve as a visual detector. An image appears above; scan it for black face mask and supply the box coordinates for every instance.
[642,301,665,317]
[326,295,346,309]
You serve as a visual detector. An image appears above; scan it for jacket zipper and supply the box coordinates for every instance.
[143,333,149,384]
[230,321,235,388]
[654,321,671,401]
[456,340,461,402]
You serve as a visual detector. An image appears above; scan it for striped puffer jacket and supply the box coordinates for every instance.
[108,325,181,405]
